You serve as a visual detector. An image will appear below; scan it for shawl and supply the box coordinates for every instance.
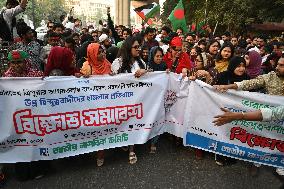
[44,46,78,76]
[81,43,111,75]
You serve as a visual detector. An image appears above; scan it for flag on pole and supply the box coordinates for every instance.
[168,0,188,33]
[197,20,207,35]
[134,3,160,25]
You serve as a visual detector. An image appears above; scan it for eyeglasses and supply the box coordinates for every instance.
[132,45,140,50]
[98,48,106,54]
[172,47,182,52]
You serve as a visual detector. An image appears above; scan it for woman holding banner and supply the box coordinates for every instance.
[80,43,112,167]
[111,36,147,164]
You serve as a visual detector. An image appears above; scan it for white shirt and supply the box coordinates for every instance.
[2,5,24,31]
[111,57,146,74]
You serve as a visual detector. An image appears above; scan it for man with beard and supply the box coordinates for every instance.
[99,34,112,51]
[213,56,284,179]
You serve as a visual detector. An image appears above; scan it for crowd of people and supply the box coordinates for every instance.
[0,0,283,187]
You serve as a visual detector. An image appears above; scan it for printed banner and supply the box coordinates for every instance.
[184,80,284,168]
[0,73,168,163]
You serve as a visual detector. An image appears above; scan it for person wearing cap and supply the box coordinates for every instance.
[163,36,193,76]
[99,33,112,51]
[3,50,43,77]
[2,50,44,183]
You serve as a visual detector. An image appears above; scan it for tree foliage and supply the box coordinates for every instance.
[161,0,284,35]
[0,0,67,28]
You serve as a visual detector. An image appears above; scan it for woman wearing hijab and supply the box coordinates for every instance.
[214,56,250,166]
[148,46,167,71]
[44,47,79,76]
[80,43,112,167]
[217,56,250,85]
[147,46,167,153]
[244,50,262,79]
[81,43,112,76]
[163,36,192,75]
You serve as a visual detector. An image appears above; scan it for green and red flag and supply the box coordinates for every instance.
[197,20,207,35]
[134,3,160,25]
[168,0,188,33]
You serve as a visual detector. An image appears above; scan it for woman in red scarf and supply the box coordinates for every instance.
[80,43,112,76]
[44,47,79,76]
[163,36,193,75]
[80,43,112,167]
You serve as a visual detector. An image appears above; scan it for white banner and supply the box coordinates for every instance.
[1,74,284,168]
[184,80,284,168]
[0,73,168,163]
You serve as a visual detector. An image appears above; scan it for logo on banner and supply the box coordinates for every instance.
[39,148,49,156]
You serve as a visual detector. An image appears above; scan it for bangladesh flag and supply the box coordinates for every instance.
[134,3,160,25]
[197,20,207,35]
[168,0,188,33]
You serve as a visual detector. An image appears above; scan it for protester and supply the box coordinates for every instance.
[40,32,60,66]
[163,36,192,75]
[141,45,149,64]
[206,39,220,60]
[111,36,147,164]
[142,27,159,50]
[0,0,28,41]
[213,106,284,126]
[81,43,111,76]
[245,50,262,79]
[44,46,79,76]
[13,22,43,71]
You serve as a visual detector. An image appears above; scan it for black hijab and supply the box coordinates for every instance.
[148,46,167,71]
[217,56,250,85]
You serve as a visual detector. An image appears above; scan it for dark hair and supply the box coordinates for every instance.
[177,28,183,33]
[71,32,80,38]
[91,30,98,35]
[145,27,155,34]
[149,46,164,62]
[222,31,231,37]
[206,39,220,53]
[16,22,31,37]
[31,29,37,38]
[60,15,66,23]
[47,21,54,27]
[117,36,145,73]
[53,23,64,30]
[6,0,19,7]
[48,32,60,38]
[101,28,109,35]
[185,33,196,39]
[161,26,172,34]
[198,39,206,46]
[141,45,149,51]
[64,37,76,45]
[80,34,93,44]
[216,42,234,62]
[122,28,132,36]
